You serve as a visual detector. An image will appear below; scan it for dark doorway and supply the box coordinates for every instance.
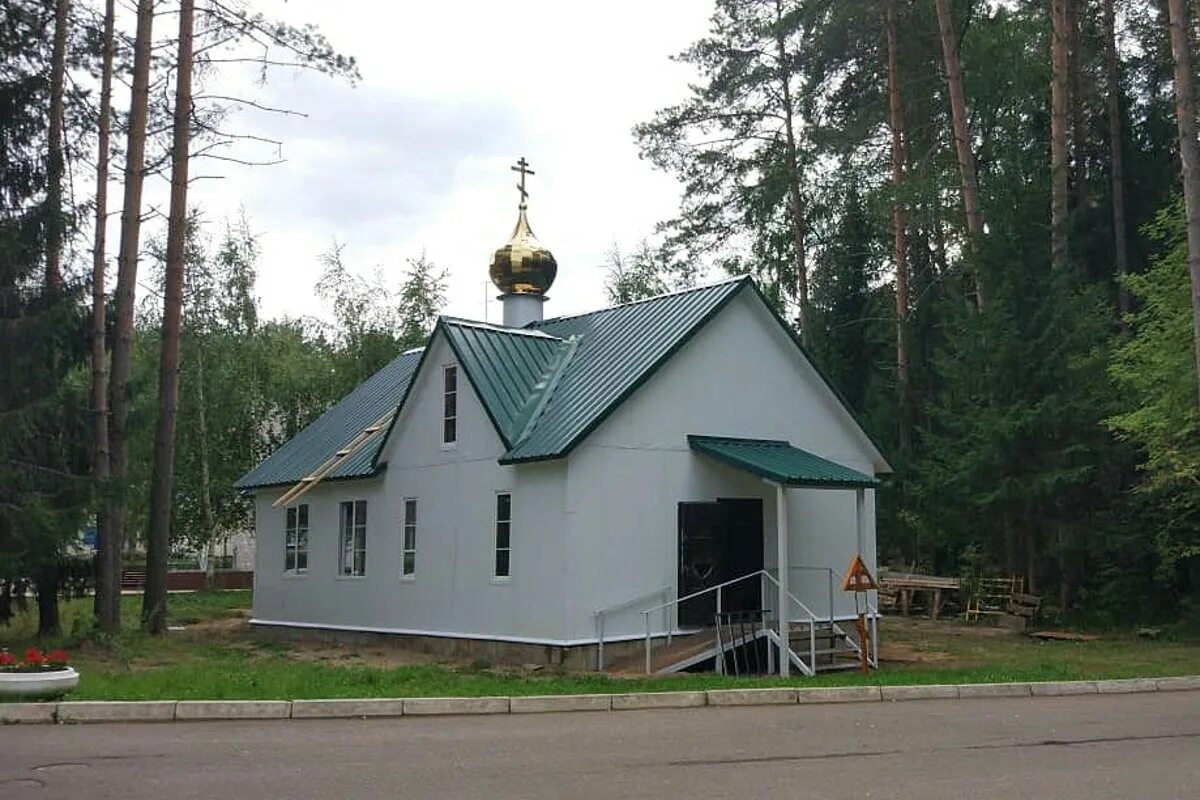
[677,498,764,627]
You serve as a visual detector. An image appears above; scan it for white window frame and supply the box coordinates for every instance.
[338,499,368,578]
[401,498,417,579]
[442,365,458,446]
[493,491,512,581]
[284,504,309,576]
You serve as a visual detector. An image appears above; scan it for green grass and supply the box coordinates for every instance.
[2,594,1198,701]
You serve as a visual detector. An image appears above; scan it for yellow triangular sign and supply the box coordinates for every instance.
[841,553,878,592]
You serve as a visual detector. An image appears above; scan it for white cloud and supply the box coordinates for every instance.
[177,0,711,324]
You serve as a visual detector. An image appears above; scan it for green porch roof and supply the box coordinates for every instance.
[688,435,877,489]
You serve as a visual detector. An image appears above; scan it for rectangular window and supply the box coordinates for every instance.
[284,504,309,574]
[443,365,457,444]
[494,492,511,579]
[339,500,367,577]
[401,498,417,577]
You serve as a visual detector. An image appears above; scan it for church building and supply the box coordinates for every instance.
[236,160,888,674]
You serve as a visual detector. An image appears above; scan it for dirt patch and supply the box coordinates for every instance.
[878,641,955,665]
[889,617,1017,639]
[282,642,446,669]
[183,612,252,636]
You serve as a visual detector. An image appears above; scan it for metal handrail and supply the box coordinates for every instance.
[637,569,821,676]
[593,586,671,670]
[867,600,879,668]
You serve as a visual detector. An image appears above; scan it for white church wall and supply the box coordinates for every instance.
[565,290,882,640]
[251,333,570,644]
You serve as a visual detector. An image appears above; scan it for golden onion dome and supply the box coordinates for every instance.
[490,205,557,296]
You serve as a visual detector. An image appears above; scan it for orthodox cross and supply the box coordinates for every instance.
[511,157,535,206]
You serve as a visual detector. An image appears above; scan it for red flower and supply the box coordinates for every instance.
[23,647,44,667]
[0,652,14,667]
[46,649,69,667]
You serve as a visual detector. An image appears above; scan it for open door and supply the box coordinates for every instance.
[677,499,764,628]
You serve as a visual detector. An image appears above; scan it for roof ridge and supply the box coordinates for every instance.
[535,275,750,327]
[441,316,562,339]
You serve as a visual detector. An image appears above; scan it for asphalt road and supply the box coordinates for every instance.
[2,692,1199,800]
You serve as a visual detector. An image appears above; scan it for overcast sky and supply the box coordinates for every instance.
[175,0,713,324]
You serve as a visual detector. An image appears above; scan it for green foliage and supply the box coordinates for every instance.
[638,0,1197,622]
[315,243,447,395]
[0,0,90,634]
[603,240,696,305]
[118,216,448,556]
[1108,200,1200,585]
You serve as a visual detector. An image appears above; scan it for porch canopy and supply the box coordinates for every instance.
[688,434,876,677]
[687,435,877,488]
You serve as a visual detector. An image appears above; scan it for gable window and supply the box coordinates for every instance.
[494,492,511,579]
[339,500,367,577]
[284,504,309,574]
[442,365,457,444]
[401,498,417,578]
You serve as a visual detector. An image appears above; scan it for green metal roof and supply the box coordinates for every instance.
[239,275,888,494]
[688,435,878,488]
[234,349,423,490]
[499,278,747,462]
[440,320,568,446]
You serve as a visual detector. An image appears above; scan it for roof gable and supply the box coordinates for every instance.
[439,320,569,447]
[500,277,748,462]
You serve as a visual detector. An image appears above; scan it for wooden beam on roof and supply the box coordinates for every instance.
[272,409,396,508]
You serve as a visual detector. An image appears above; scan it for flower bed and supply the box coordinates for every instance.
[0,648,79,699]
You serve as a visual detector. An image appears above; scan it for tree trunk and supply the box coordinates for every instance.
[195,345,218,590]
[44,0,69,290]
[143,0,195,635]
[35,563,61,639]
[933,0,987,309]
[105,0,156,633]
[1025,529,1039,595]
[774,0,811,344]
[886,0,912,455]
[91,0,117,629]
[1068,0,1088,217]
[1051,0,1070,272]
[1103,0,1131,316]
[1166,0,1200,410]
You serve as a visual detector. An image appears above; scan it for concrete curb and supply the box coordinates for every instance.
[509,694,611,714]
[290,698,405,719]
[2,676,1196,724]
[175,700,291,721]
[55,700,176,723]
[611,690,707,710]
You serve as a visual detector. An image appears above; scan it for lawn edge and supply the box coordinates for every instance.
[3,675,1197,724]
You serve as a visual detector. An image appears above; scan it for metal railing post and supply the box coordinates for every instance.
[644,612,652,674]
[809,614,817,675]
[828,568,835,627]
[664,588,672,645]
[596,613,605,671]
[870,604,879,667]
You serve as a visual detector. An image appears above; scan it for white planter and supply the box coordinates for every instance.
[0,667,79,698]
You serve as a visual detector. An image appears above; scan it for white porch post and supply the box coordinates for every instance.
[855,487,865,555]
[776,481,790,678]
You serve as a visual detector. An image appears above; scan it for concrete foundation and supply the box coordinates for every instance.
[252,622,657,671]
